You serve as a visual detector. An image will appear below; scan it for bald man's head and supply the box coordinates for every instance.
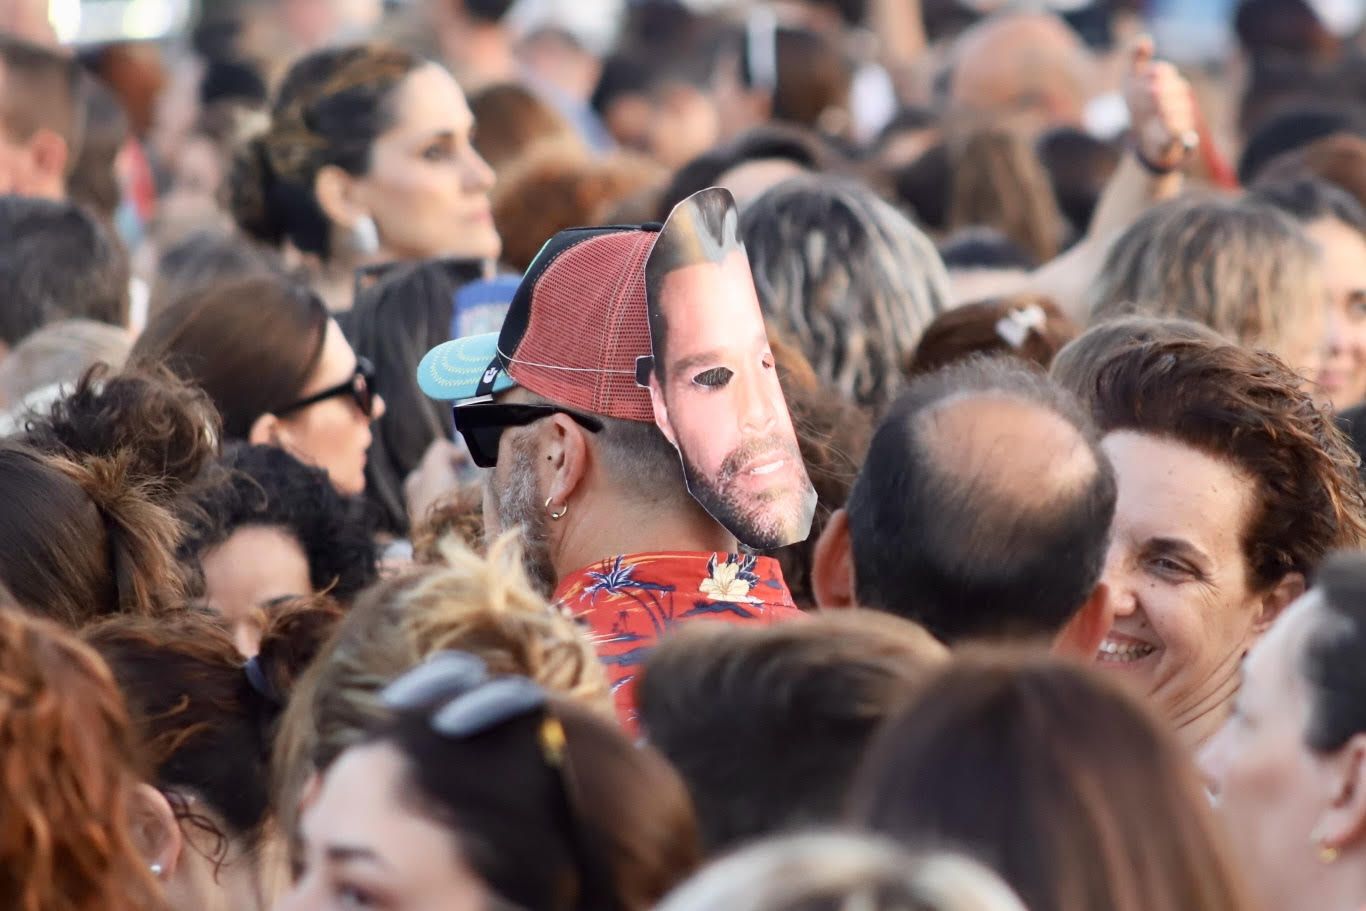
[845,357,1115,644]
[950,12,1094,128]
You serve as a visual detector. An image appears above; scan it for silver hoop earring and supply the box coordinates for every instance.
[545,496,568,520]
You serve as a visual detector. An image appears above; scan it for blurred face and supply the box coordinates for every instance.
[278,319,385,496]
[355,64,500,263]
[1310,217,1366,411]
[1097,432,1267,738]
[1199,594,1329,911]
[280,742,489,911]
[0,62,63,200]
[200,526,312,656]
[647,82,721,170]
[648,252,816,549]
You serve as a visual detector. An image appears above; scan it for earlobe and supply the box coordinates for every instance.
[1256,572,1306,634]
[128,783,183,877]
[314,164,365,232]
[248,412,282,448]
[812,509,856,609]
[1054,582,1113,660]
[545,416,590,509]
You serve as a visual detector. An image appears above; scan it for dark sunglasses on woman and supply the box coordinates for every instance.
[276,357,378,419]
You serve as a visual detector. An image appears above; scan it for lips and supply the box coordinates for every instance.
[741,456,788,477]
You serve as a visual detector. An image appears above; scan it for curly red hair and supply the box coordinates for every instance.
[0,610,166,911]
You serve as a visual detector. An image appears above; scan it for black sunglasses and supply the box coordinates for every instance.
[454,401,604,468]
[276,357,377,418]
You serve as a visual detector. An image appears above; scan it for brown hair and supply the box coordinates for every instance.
[909,295,1078,377]
[468,81,579,173]
[273,534,610,847]
[0,610,167,911]
[131,274,329,440]
[1049,315,1226,403]
[1086,195,1323,357]
[378,691,700,911]
[850,652,1255,911]
[492,142,666,272]
[228,44,425,259]
[947,126,1066,264]
[1088,337,1366,590]
[0,444,186,626]
[640,610,947,853]
[83,603,341,864]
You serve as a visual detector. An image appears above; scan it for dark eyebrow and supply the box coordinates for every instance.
[668,332,771,378]
[1145,536,1212,566]
[326,844,390,867]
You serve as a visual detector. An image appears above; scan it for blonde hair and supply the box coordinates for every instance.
[273,533,610,842]
[1086,195,1323,356]
[656,833,1027,911]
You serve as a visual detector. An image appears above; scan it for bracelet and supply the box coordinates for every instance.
[1129,130,1199,177]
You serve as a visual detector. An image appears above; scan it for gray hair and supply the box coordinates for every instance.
[743,176,950,411]
[656,832,1027,911]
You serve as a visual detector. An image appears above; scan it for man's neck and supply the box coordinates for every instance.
[552,495,736,585]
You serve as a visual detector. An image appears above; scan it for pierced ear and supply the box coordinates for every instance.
[1054,582,1113,660]
[128,783,184,877]
[812,508,856,609]
[248,412,283,448]
[1316,733,1366,853]
[1256,572,1306,634]
[544,414,590,508]
[313,164,366,232]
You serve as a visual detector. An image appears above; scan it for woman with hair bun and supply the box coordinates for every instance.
[85,602,342,911]
[0,609,168,911]
[0,442,186,627]
[228,43,499,311]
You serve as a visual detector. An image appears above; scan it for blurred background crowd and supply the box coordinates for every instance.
[2,0,1366,910]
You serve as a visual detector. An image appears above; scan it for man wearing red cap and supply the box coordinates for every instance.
[419,207,805,731]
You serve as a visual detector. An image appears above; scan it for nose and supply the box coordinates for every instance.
[1324,302,1347,356]
[369,393,387,423]
[463,145,496,194]
[1101,546,1138,619]
[736,367,778,434]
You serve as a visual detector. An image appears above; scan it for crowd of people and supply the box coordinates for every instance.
[1,0,1366,909]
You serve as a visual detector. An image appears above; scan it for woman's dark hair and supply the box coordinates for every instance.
[84,603,342,860]
[0,443,186,627]
[1250,175,1366,232]
[148,228,286,324]
[227,43,425,259]
[909,295,1078,377]
[849,653,1256,911]
[345,260,469,534]
[181,445,379,602]
[375,692,701,911]
[732,25,852,135]
[21,363,222,504]
[1302,552,1366,752]
[131,273,329,440]
[657,124,828,220]
[1036,127,1120,238]
[1086,337,1366,590]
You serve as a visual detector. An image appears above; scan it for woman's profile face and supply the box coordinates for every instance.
[279,742,490,911]
[1096,431,1272,743]
[1309,216,1366,411]
[277,319,385,496]
[356,63,501,263]
[1198,593,1329,911]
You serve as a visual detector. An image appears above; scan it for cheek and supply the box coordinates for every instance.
[1140,585,1211,656]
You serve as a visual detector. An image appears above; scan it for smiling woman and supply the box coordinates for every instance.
[1081,335,1366,748]
[227,44,499,311]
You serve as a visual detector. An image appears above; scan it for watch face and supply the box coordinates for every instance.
[640,188,816,550]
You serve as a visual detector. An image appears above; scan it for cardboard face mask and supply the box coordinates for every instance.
[637,187,816,549]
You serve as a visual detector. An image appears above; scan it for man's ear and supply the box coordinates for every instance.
[1053,582,1113,660]
[25,128,68,199]
[128,783,183,877]
[313,164,367,233]
[1315,733,1366,857]
[812,508,856,609]
[1257,572,1306,634]
[543,414,591,509]
[646,374,679,449]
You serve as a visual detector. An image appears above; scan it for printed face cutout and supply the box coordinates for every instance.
[640,187,816,549]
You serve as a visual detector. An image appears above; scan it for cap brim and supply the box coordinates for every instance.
[417,333,518,402]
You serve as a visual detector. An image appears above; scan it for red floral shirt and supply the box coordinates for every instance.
[554,551,803,731]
